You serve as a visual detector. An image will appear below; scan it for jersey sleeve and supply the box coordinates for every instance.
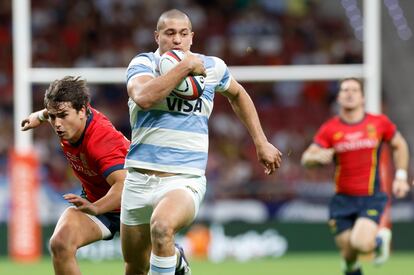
[89,130,129,178]
[126,53,155,86]
[212,57,232,92]
[380,114,397,142]
[313,122,332,148]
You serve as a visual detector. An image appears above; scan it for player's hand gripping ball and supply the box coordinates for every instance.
[159,50,205,100]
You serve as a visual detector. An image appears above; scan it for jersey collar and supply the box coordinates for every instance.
[339,112,367,125]
[69,109,94,147]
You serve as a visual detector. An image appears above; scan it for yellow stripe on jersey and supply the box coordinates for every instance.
[334,158,341,193]
[368,145,379,195]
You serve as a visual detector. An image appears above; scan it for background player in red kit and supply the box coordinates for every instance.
[21,76,129,275]
[301,77,410,275]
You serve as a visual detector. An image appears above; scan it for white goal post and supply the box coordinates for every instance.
[29,64,364,84]
[13,0,380,151]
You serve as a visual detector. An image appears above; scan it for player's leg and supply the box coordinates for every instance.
[374,227,392,266]
[353,192,389,265]
[150,189,195,275]
[374,201,392,265]
[329,194,362,275]
[49,207,105,275]
[336,230,362,275]
[121,223,152,275]
[120,212,191,275]
[149,175,205,275]
[120,169,154,275]
[350,217,379,253]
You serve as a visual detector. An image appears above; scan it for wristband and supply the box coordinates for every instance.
[395,169,407,181]
[38,111,47,122]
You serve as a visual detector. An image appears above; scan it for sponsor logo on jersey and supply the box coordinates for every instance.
[333,131,344,141]
[344,131,363,141]
[166,97,203,113]
[366,123,378,139]
[335,138,378,153]
[65,152,98,177]
[367,209,378,216]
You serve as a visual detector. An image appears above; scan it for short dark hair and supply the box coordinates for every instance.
[156,9,192,31]
[44,76,90,111]
[339,77,364,95]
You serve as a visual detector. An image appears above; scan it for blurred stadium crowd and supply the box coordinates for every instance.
[0,0,370,220]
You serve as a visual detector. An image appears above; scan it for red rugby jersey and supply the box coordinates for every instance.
[314,113,396,196]
[60,107,129,207]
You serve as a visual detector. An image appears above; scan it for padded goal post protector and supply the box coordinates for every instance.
[8,150,41,262]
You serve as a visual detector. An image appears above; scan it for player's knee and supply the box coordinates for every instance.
[150,219,174,245]
[49,234,72,257]
[350,236,375,253]
[49,233,76,258]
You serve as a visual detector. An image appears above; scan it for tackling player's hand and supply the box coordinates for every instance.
[21,110,46,131]
[63,193,99,216]
[257,142,282,175]
[392,179,410,198]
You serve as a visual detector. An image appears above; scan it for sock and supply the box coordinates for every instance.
[342,260,362,275]
[150,252,177,275]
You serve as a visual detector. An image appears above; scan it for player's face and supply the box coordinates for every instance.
[155,18,193,55]
[337,80,364,111]
[47,102,87,143]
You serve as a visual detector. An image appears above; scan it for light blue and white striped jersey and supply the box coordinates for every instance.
[125,49,232,176]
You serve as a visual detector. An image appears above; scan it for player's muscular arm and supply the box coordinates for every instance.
[64,169,126,215]
[128,54,205,109]
[390,132,410,197]
[223,79,268,147]
[301,143,335,167]
[222,79,282,174]
[21,109,49,131]
[390,132,409,172]
[92,169,126,214]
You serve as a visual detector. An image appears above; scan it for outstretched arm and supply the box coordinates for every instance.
[222,78,282,175]
[64,169,126,215]
[389,131,410,198]
[301,143,335,168]
[21,109,49,131]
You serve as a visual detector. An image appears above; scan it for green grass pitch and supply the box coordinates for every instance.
[1,252,412,275]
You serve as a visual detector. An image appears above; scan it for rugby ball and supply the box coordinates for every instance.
[159,50,205,100]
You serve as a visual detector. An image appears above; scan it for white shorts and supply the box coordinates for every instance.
[121,169,206,226]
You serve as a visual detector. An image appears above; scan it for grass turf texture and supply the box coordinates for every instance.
[1,252,412,275]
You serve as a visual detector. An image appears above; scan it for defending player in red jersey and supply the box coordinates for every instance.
[301,78,410,275]
[21,76,129,275]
